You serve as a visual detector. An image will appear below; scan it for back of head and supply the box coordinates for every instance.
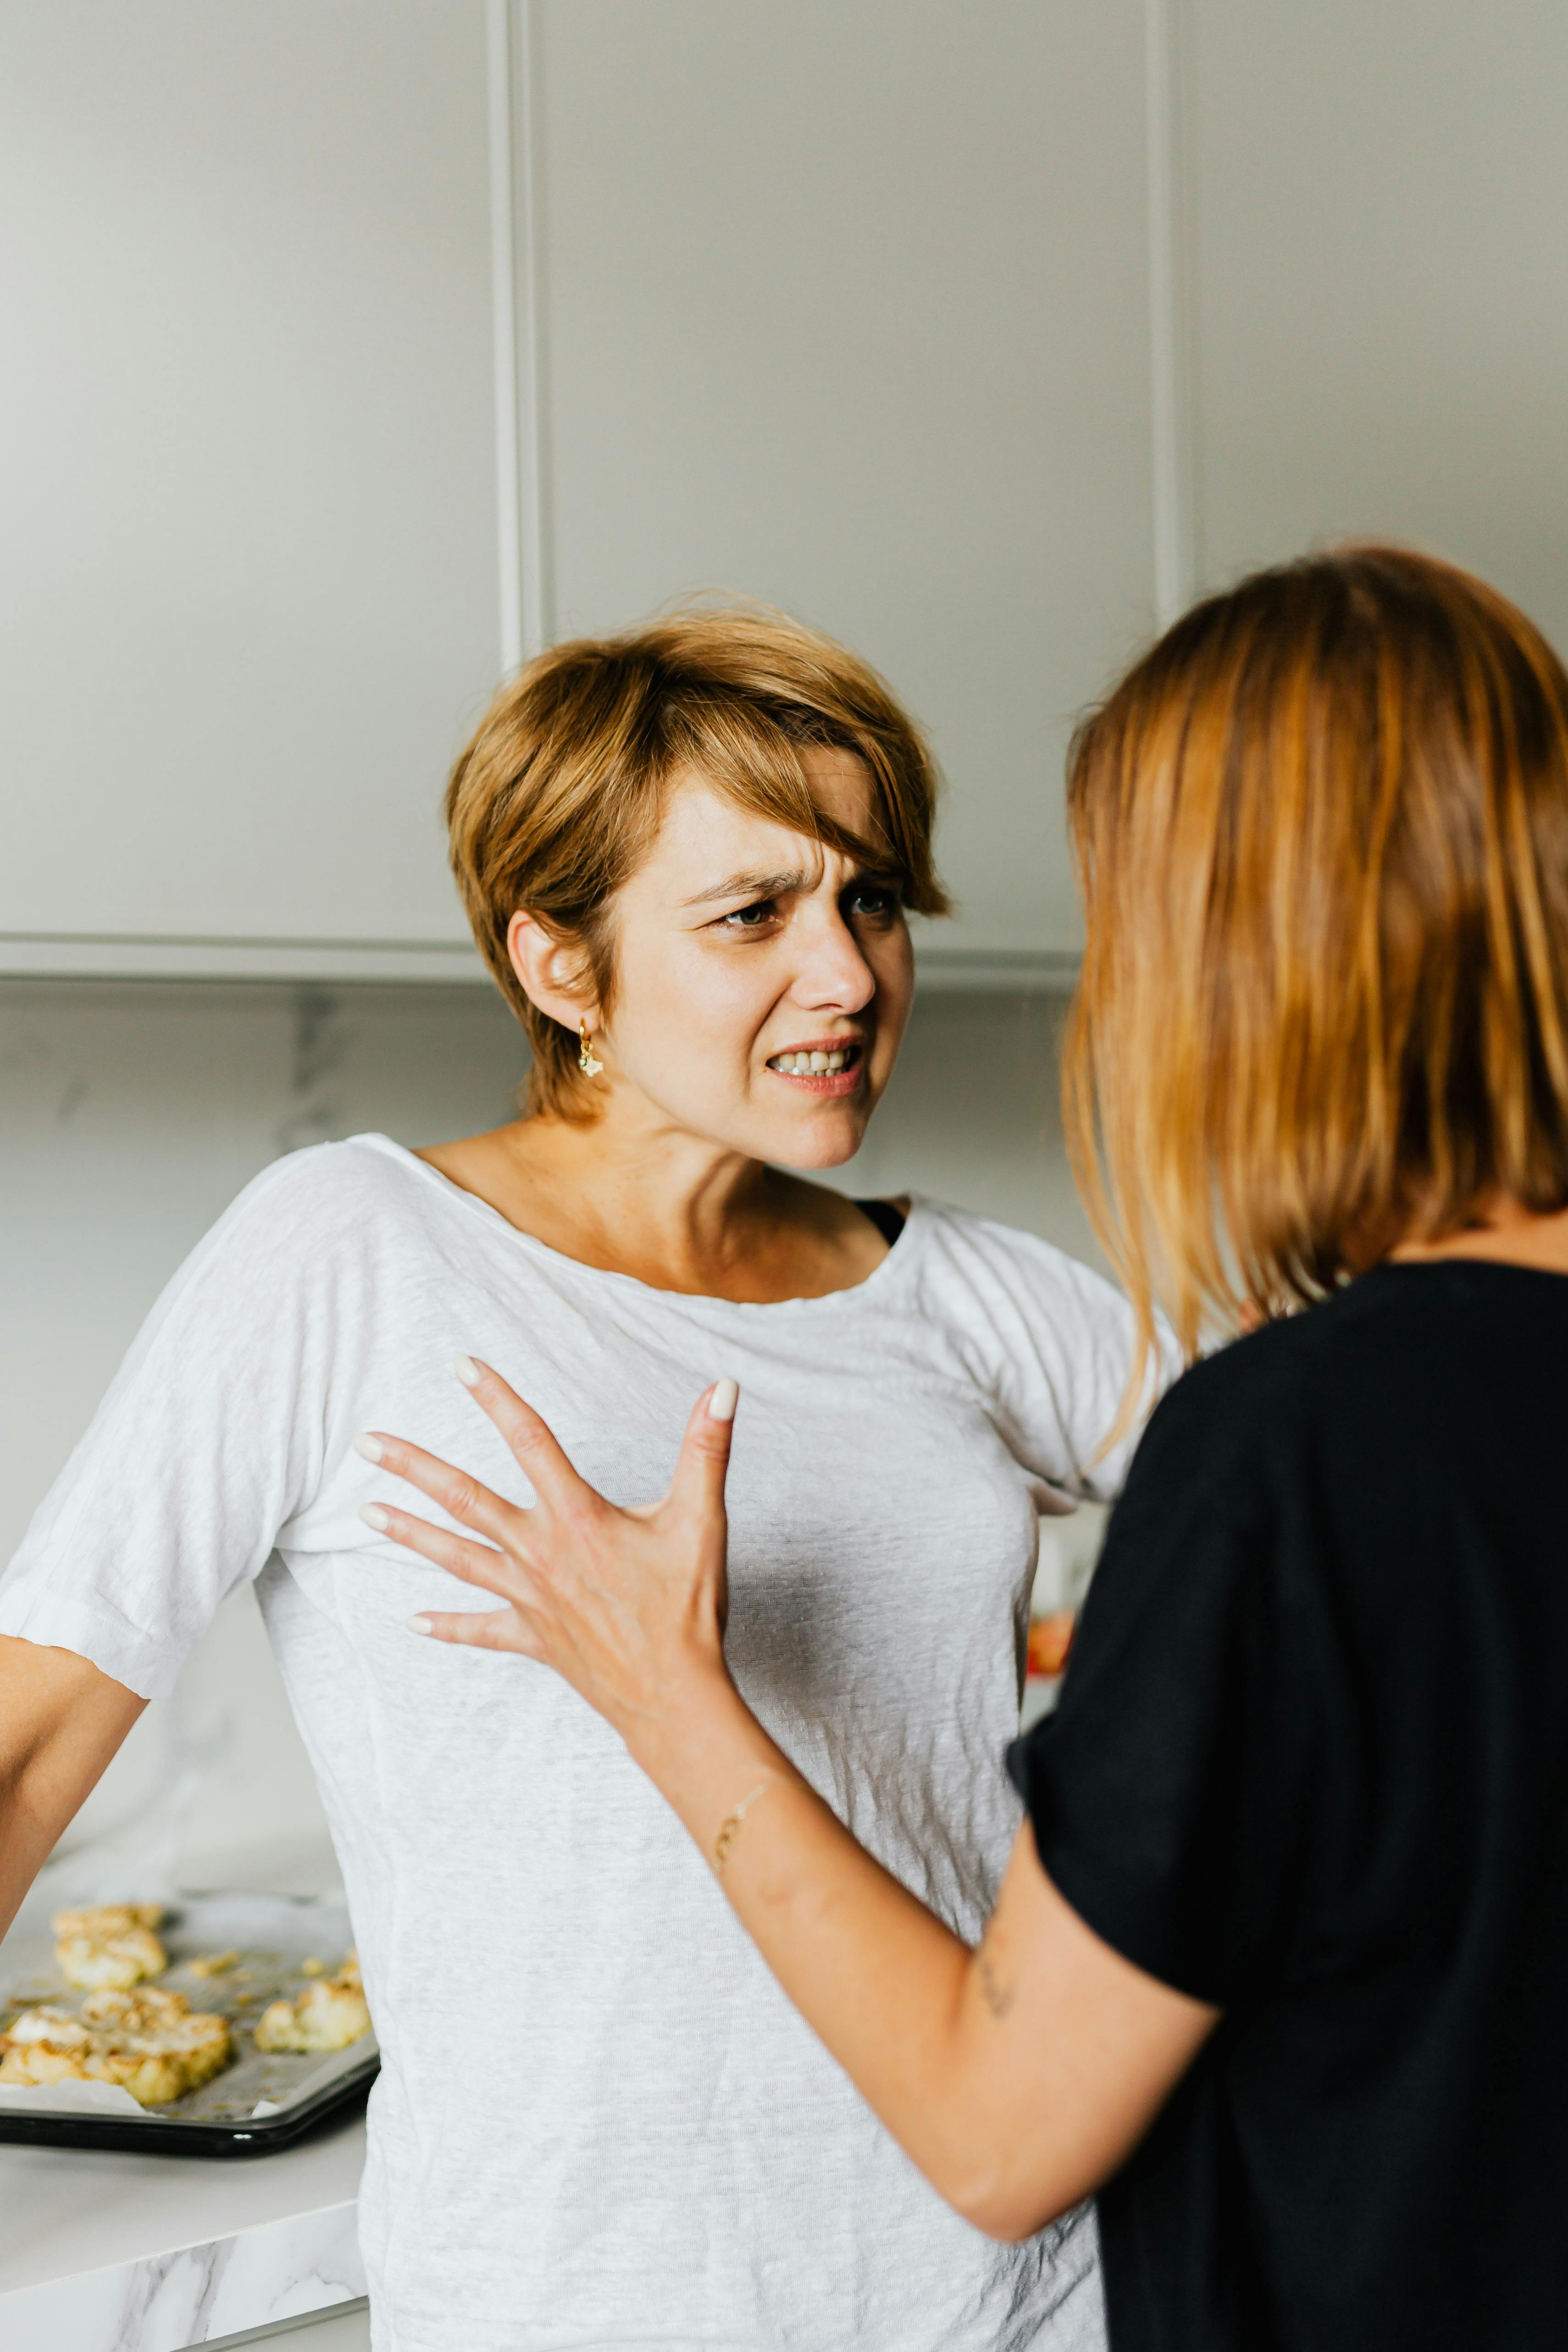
[1065,544,1568,1371]
[446,605,946,1116]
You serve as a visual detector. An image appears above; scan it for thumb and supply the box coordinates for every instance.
[666,1377,738,1529]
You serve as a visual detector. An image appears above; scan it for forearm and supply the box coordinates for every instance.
[0,1637,146,1943]
[0,1771,78,1945]
[626,1676,1035,2225]
[368,1368,1217,2236]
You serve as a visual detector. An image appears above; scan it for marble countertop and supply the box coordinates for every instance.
[0,2111,366,2352]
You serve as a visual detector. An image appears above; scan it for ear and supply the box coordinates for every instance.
[505,911,600,1032]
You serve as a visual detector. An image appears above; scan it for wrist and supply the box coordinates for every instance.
[618,1655,743,1777]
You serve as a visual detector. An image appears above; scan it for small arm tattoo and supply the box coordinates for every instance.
[977,1947,1016,2020]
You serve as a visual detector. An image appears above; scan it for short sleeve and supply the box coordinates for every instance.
[0,1146,373,1701]
[1007,1359,1316,2004]
[919,1207,1178,1503]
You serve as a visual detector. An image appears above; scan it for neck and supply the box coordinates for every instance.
[415,1087,884,1302]
[500,1098,777,1276]
[1388,1195,1568,1276]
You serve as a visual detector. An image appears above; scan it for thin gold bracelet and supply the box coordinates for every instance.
[712,1780,773,1878]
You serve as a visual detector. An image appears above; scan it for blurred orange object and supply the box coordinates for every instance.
[1026,1611,1076,1680]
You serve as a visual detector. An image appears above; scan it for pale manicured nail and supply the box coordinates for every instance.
[406,1615,433,1636]
[453,1354,481,1388]
[353,1433,384,1464]
[707,1377,739,1424]
[359,1502,391,1532]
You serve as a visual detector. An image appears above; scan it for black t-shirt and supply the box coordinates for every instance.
[1008,1260,1568,2352]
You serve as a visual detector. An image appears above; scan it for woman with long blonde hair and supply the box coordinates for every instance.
[364,547,1568,2351]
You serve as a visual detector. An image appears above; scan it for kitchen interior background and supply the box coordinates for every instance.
[4,0,1566,1892]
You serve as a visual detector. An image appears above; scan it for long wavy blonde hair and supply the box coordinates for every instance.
[1065,546,1568,1425]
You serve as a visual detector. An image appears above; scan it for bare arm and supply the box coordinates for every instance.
[358,1366,1216,2238]
[606,1677,1213,2234]
[0,1636,146,1944]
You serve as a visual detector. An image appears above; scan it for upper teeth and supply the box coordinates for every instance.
[770,1049,849,1074]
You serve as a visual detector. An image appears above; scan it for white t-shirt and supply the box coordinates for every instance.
[0,1135,1147,2352]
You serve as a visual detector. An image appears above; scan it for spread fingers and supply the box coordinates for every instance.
[450,1358,598,1517]
[358,1498,519,1601]
[355,1429,524,1546]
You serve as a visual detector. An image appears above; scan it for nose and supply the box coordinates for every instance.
[787,897,877,1017]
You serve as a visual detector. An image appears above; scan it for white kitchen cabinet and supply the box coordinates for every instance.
[0,1,498,975]
[1186,0,1568,654]
[530,0,1158,970]
[1,2,1168,984]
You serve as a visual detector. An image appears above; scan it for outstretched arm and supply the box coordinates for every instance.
[0,1636,146,1945]
[359,1364,1216,2239]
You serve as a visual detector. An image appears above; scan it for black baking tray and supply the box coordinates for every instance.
[0,1891,378,2158]
[0,2057,376,2158]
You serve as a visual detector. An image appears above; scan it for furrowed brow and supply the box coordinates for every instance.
[679,867,815,909]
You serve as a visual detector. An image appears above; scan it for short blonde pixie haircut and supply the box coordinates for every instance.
[1065,545,1568,1406]
[446,606,948,1116]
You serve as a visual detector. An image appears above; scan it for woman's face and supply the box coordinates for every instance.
[589,750,915,1169]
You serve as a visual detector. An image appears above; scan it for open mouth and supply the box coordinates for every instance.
[764,1037,865,1093]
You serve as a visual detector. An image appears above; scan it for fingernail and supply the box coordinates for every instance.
[360,1502,391,1532]
[453,1354,481,1388]
[353,1433,385,1464]
[708,1377,739,1424]
[406,1615,433,1636]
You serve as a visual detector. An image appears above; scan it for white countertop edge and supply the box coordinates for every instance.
[0,2192,365,2352]
[206,2299,369,2350]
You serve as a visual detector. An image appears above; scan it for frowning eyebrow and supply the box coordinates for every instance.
[679,867,816,909]
[679,861,903,910]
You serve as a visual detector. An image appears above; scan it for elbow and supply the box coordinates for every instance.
[956,2191,1069,2247]
[940,2158,1083,2246]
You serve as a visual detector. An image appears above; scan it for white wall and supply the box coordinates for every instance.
[0,978,1103,1889]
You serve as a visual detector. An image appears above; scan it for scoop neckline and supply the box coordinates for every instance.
[355,1132,928,1316]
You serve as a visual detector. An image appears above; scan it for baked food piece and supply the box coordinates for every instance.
[0,1984,233,2106]
[51,1903,167,1991]
[254,1951,370,2053]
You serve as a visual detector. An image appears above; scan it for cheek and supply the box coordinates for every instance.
[610,936,772,1066]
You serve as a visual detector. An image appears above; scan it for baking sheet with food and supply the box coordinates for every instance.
[0,1892,377,2155]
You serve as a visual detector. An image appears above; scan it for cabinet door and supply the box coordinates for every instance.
[1189,0,1568,653]
[0,1,497,959]
[534,0,1156,966]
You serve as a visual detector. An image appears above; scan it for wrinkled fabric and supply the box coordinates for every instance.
[1,1135,1137,2351]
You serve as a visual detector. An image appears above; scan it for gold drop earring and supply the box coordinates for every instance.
[577,1019,603,1078]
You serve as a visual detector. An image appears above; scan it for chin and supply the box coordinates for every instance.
[769,1114,867,1171]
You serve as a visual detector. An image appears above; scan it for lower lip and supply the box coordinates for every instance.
[765,1054,864,1098]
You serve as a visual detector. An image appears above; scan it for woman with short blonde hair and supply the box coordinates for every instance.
[0,605,1143,2350]
[371,548,1568,2352]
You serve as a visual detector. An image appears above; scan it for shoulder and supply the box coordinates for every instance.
[1124,1291,1359,1521]
[909,1197,1174,1408]
[909,1198,1131,1329]
[901,1202,1170,1495]
[233,1132,421,1217]
[180,1134,440,1282]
